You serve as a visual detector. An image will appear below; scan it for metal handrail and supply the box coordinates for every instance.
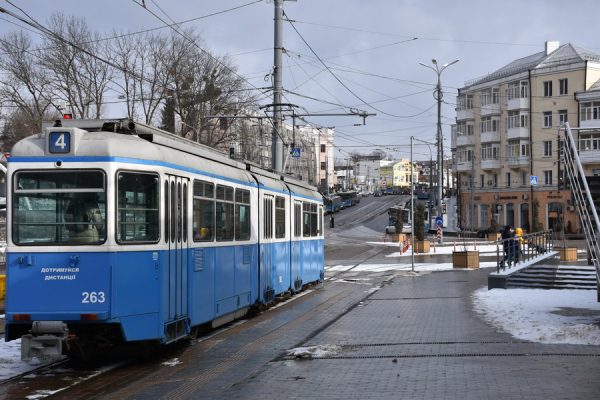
[561,122,600,301]
[496,230,553,273]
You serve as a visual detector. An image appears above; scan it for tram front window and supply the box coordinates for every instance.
[13,170,106,245]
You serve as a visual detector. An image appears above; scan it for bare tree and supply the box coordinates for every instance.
[38,12,113,119]
[0,31,57,128]
[0,106,59,152]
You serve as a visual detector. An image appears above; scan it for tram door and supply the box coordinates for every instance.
[166,176,189,327]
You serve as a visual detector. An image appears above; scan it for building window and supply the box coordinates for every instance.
[521,171,527,186]
[506,81,528,100]
[493,174,498,186]
[480,143,498,160]
[543,141,552,157]
[506,111,528,130]
[480,175,484,188]
[458,94,473,110]
[543,81,552,97]
[320,162,326,170]
[506,173,511,187]
[558,110,568,125]
[543,111,552,128]
[559,79,568,95]
[581,102,600,121]
[320,144,326,152]
[543,170,553,186]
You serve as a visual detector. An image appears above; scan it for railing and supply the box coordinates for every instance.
[561,122,600,301]
[496,230,553,273]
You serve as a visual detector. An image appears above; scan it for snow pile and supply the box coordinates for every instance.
[287,344,341,358]
[472,288,600,345]
[0,338,50,379]
[162,358,183,367]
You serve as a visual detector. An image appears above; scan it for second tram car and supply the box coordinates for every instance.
[5,118,324,361]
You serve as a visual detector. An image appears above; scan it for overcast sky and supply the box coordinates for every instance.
[1,0,599,161]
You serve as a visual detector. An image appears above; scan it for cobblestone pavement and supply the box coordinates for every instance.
[101,264,600,400]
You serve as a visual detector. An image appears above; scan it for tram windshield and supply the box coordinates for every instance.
[13,170,106,245]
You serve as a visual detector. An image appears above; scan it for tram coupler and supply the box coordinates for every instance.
[21,321,69,362]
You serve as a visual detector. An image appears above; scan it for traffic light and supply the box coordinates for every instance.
[63,114,73,119]
[229,147,235,159]
[441,202,447,214]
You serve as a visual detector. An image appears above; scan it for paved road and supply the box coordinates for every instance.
[50,218,600,399]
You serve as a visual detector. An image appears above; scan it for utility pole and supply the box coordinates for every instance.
[272,0,285,172]
[419,59,459,244]
[471,154,475,233]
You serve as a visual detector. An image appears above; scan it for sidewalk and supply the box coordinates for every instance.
[95,259,600,399]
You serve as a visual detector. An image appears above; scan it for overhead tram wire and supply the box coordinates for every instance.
[0,1,265,58]
[283,48,438,118]
[284,12,435,120]
[289,20,555,49]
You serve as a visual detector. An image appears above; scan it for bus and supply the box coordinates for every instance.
[338,191,359,207]
[325,195,342,214]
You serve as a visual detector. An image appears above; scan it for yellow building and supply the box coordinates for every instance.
[392,159,418,188]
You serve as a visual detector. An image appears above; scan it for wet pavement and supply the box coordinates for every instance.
[3,227,600,399]
[47,245,600,399]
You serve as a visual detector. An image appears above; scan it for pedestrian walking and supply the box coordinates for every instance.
[501,225,516,267]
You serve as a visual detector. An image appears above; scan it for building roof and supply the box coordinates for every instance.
[588,78,600,92]
[463,43,600,88]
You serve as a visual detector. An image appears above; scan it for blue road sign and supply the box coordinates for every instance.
[530,176,538,186]
[435,216,443,226]
[291,148,301,158]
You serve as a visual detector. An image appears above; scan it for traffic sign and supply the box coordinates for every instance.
[436,226,442,239]
[530,176,538,186]
[291,148,301,158]
[435,216,443,227]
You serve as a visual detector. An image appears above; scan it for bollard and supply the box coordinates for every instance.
[454,241,456,252]
[474,240,477,250]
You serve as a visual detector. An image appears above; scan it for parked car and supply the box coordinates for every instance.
[476,226,507,238]
[417,192,429,199]
[373,190,382,197]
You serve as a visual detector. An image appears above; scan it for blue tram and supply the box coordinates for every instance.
[4,118,324,361]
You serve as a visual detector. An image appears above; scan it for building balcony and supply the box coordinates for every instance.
[456,161,472,172]
[579,149,600,165]
[481,159,501,170]
[507,156,530,168]
[507,97,528,110]
[580,119,600,129]
[456,135,474,147]
[480,131,500,143]
[507,127,529,140]
[456,109,474,121]
[481,103,500,116]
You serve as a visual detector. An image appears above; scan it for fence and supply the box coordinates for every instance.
[496,230,553,273]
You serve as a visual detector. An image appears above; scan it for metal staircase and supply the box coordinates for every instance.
[561,122,600,301]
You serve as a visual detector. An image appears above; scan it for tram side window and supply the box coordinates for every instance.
[318,205,323,236]
[235,189,250,240]
[310,203,318,236]
[263,196,273,239]
[294,201,302,238]
[275,196,285,239]
[117,172,159,243]
[13,171,106,245]
[216,185,234,241]
[193,180,214,241]
[303,202,310,237]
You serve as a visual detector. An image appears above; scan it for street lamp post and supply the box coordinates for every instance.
[419,58,459,244]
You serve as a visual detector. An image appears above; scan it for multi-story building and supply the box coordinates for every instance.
[392,159,418,188]
[452,41,600,233]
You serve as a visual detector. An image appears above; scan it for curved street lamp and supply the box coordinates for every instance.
[419,58,459,244]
